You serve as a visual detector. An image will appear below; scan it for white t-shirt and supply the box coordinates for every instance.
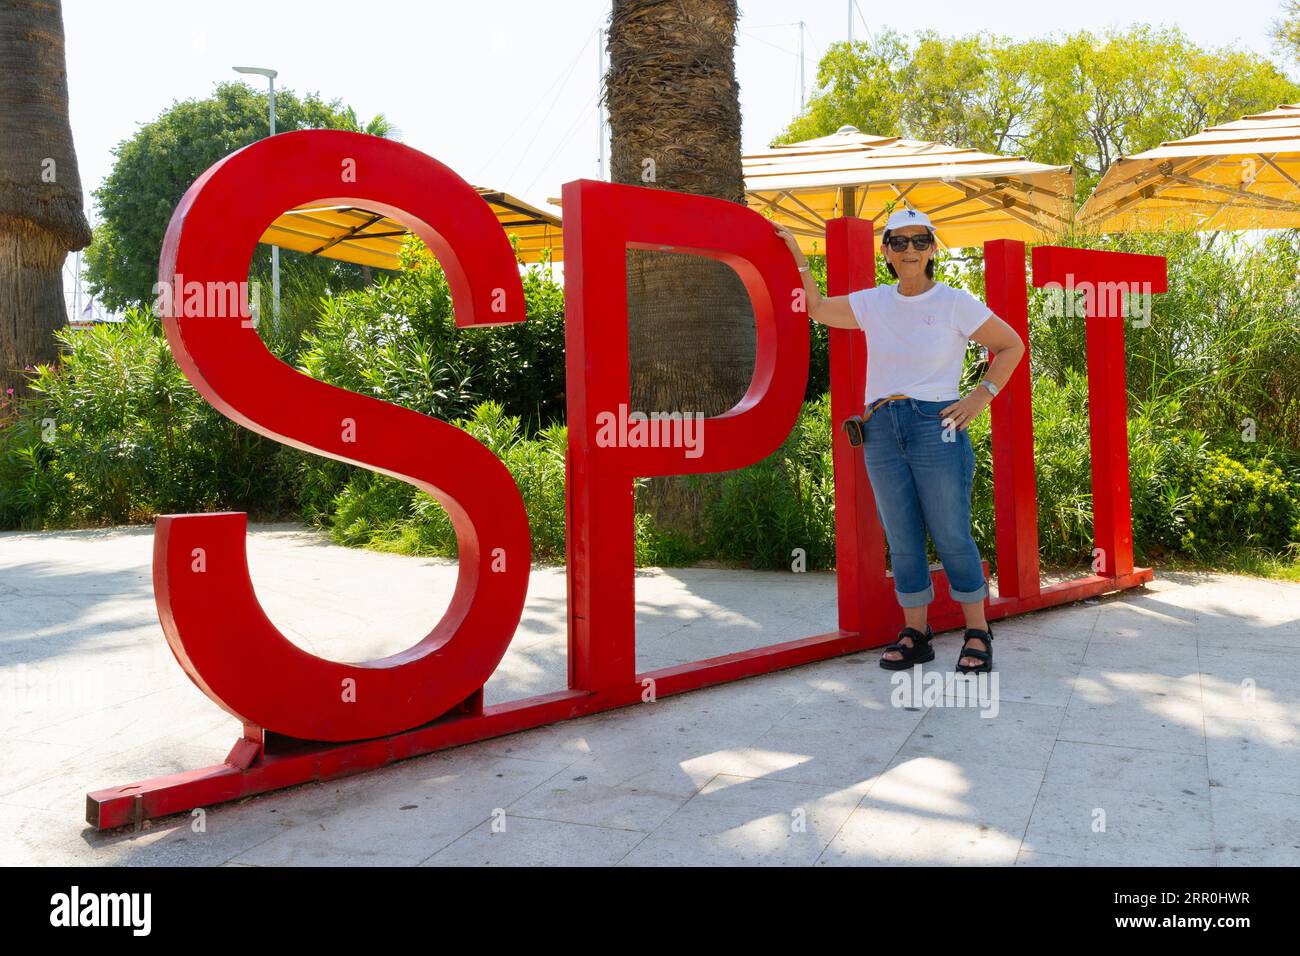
[847,282,993,404]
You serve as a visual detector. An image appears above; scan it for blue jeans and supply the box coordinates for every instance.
[861,397,988,609]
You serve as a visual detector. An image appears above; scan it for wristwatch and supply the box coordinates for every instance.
[979,380,1000,398]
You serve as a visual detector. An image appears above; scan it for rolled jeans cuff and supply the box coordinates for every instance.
[949,580,989,604]
[895,583,934,608]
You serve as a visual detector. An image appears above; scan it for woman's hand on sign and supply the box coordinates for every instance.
[774,226,807,267]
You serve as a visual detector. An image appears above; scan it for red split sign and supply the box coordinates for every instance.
[85,131,1164,829]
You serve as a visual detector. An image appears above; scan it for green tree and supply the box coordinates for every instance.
[781,31,909,143]
[898,32,1048,157]
[1032,27,1300,193]
[1274,1,1300,62]
[84,82,393,311]
[780,26,1300,201]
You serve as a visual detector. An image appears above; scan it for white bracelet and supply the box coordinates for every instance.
[797,263,811,274]
[979,380,1000,398]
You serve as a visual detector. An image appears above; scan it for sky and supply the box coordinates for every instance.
[60,0,1297,312]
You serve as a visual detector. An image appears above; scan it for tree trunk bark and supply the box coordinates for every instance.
[0,220,66,395]
[607,0,754,540]
[0,0,91,396]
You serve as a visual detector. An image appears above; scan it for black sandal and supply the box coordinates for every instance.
[879,625,935,670]
[955,625,994,674]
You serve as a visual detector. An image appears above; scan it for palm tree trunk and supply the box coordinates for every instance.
[0,221,69,391]
[606,0,754,539]
[0,0,92,396]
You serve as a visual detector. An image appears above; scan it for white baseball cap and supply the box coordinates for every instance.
[882,208,935,234]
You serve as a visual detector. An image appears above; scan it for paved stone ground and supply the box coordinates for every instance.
[1,524,1297,866]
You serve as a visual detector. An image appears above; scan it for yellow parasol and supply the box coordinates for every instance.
[742,125,1075,252]
[258,187,563,271]
[1077,103,1300,233]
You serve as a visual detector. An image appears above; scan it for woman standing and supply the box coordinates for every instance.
[776,209,1025,673]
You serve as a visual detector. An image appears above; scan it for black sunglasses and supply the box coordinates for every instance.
[883,233,935,252]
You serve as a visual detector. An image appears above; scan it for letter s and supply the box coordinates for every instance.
[154,130,529,741]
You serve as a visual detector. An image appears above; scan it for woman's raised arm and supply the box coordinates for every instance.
[774,226,860,329]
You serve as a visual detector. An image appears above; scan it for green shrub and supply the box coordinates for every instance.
[0,309,300,528]
[1181,451,1300,556]
[319,401,569,562]
[686,394,837,570]
[996,371,1300,568]
[298,240,566,434]
[1029,228,1300,448]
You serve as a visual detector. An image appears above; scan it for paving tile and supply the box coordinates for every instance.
[1013,847,1109,866]
[714,724,897,788]
[505,751,711,831]
[1198,672,1300,722]
[894,699,1065,773]
[1204,715,1300,796]
[1210,784,1300,865]
[818,758,1042,866]
[1060,678,1205,754]
[978,631,1085,706]
[1043,739,1209,795]
[1082,637,1202,672]
[621,773,866,866]
[1022,780,1214,866]
[423,815,645,866]
[230,753,568,866]
[1071,664,1203,702]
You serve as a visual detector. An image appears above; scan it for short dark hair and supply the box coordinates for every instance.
[882,229,936,279]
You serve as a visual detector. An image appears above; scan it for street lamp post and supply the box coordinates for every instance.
[233,66,279,325]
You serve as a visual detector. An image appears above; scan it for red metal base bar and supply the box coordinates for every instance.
[86,567,1152,830]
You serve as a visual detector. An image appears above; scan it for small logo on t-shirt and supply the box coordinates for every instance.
[922,314,936,326]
